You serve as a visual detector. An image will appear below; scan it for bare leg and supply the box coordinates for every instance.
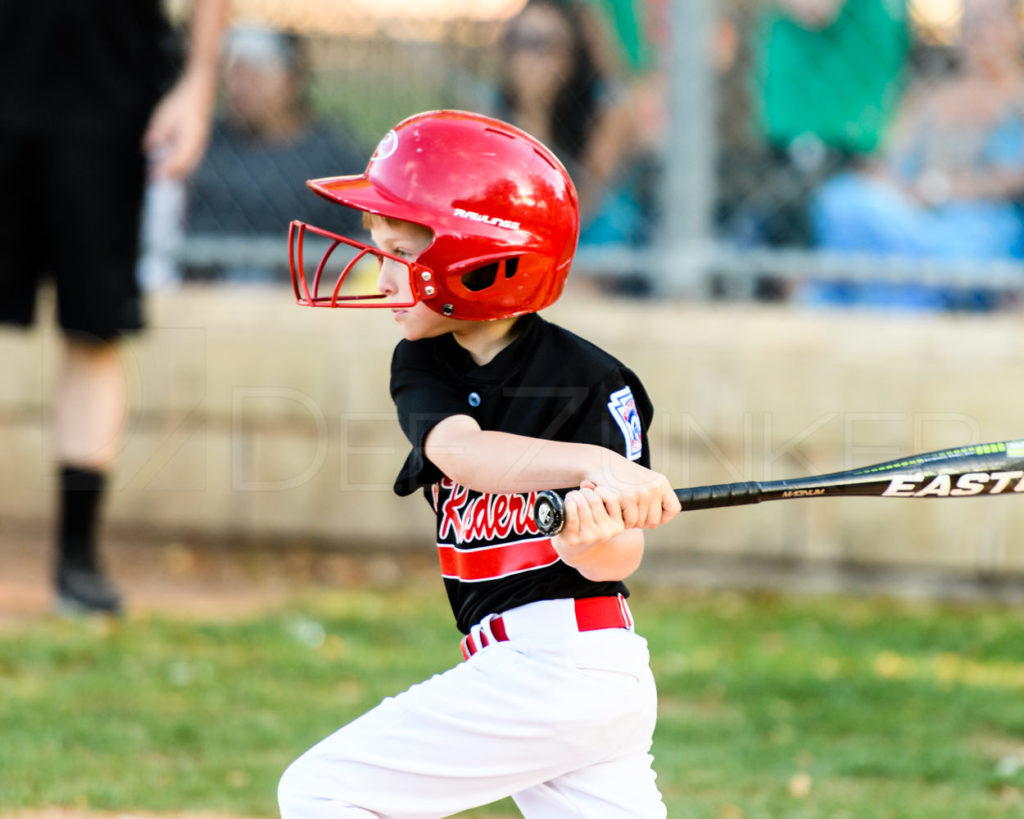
[54,334,127,470]
[53,334,128,614]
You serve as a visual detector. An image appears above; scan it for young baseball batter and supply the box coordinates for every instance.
[278,110,681,818]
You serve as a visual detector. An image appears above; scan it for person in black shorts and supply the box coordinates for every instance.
[279,110,681,817]
[0,0,228,614]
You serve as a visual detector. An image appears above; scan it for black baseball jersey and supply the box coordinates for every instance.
[390,312,654,634]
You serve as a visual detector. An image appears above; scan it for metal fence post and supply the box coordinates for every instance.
[655,0,718,298]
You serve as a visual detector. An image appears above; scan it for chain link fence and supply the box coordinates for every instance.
[144,0,1024,310]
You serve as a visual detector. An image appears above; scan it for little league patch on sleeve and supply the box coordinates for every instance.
[607,386,643,461]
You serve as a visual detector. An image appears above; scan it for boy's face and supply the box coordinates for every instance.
[370,218,457,341]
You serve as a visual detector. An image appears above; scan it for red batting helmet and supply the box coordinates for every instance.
[289,109,579,320]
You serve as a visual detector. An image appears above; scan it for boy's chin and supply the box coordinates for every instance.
[398,322,449,342]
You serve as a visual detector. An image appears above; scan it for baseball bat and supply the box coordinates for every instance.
[533,439,1024,536]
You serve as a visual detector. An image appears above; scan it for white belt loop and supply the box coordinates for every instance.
[617,593,635,630]
[478,612,500,646]
[461,612,500,660]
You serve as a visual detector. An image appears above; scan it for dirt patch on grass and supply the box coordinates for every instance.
[0,519,438,628]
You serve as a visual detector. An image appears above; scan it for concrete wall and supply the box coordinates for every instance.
[3,284,1023,585]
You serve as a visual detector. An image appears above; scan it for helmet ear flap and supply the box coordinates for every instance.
[460,257,520,293]
[440,252,564,319]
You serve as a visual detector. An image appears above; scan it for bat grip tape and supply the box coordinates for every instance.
[677,481,763,510]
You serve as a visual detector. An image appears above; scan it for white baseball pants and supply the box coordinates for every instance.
[277,598,666,818]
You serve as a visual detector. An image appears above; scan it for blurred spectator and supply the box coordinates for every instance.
[737,0,910,248]
[492,0,658,258]
[181,24,367,283]
[804,0,1024,310]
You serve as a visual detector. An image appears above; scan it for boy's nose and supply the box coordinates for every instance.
[376,262,397,295]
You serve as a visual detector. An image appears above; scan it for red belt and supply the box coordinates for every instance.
[460,595,634,660]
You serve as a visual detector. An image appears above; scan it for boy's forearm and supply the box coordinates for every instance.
[424,417,615,494]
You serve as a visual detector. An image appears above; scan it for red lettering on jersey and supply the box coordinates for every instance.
[510,493,534,533]
[438,480,470,542]
[491,493,510,534]
[466,495,493,541]
[433,479,559,581]
[435,478,540,545]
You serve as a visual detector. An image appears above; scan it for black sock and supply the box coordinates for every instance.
[58,466,107,572]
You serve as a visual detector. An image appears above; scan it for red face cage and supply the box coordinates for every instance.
[288,220,437,309]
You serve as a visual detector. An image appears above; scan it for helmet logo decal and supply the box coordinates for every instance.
[453,207,520,231]
[373,130,399,161]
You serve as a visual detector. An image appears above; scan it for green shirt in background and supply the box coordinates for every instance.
[754,0,910,154]
[585,0,655,74]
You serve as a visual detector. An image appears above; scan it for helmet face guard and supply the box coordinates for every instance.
[289,220,437,309]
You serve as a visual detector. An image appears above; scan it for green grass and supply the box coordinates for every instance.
[1,586,1023,817]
